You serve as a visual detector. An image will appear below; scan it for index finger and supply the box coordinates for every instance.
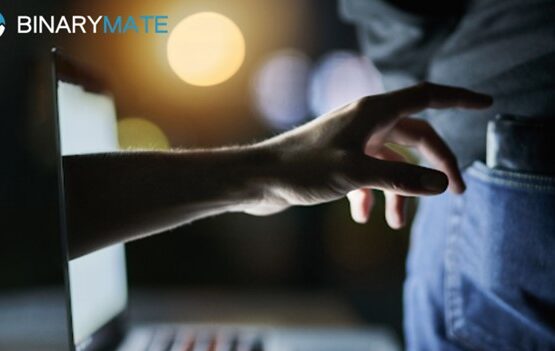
[384,82,493,119]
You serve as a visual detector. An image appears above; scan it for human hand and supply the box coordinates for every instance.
[246,82,492,227]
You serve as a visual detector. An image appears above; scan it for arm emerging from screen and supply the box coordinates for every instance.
[64,83,492,259]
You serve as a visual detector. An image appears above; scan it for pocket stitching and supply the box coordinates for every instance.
[444,195,522,351]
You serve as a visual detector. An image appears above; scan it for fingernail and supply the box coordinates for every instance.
[460,180,467,192]
[420,172,447,192]
[393,216,403,229]
[350,205,368,224]
[352,213,367,224]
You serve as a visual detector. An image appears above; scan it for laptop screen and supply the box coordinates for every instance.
[56,70,128,349]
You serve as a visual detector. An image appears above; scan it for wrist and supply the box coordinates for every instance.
[235,141,292,215]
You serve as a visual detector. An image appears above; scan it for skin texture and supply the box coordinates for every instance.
[64,82,492,259]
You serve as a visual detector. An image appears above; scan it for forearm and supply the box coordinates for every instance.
[62,83,492,258]
[63,145,277,259]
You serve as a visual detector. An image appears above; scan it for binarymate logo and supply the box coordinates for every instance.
[0,13,169,36]
[0,13,5,37]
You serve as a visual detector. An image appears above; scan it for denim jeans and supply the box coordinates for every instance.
[404,161,555,350]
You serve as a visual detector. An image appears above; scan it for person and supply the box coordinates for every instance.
[339,0,555,349]
[64,83,491,259]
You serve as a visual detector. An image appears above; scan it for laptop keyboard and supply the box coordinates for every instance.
[119,326,265,351]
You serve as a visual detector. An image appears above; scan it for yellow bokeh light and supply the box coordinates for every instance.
[118,118,170,150]
[166,12,246,86]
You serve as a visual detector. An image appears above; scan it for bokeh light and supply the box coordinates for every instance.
[309,51,383,116]
[117,118,170,150]
[167,12,246,87]
[251,49,311,130]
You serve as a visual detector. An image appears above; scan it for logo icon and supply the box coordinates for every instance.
[0,13,5,37]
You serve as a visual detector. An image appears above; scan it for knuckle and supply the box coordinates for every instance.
[418,118,432,129]
[417,81,430,88]
[420,121,437,136]
[416,81,432,92]
[354,96,371,111]
[416,82,434,103]
[413,125,434,145]
[419,81,438,90]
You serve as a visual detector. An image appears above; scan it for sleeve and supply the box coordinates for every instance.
[339,0,463,91]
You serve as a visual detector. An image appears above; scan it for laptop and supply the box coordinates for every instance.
[51,48,399,351]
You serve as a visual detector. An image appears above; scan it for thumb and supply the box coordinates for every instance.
[359,158,449,196]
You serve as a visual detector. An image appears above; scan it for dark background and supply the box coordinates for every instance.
[0,0,413,338]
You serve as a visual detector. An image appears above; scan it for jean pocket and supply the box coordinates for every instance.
[445,161,555,351]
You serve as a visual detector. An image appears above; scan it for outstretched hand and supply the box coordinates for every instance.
[63,82,492,258]
[246,82,493,228]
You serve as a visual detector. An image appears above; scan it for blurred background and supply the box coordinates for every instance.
[1,0,414,345]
